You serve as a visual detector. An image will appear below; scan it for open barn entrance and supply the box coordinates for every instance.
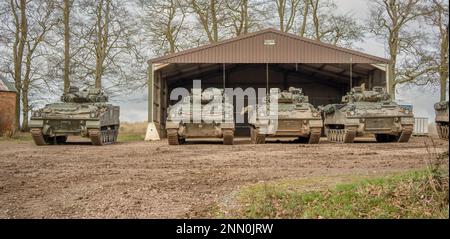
[153,63,386,137]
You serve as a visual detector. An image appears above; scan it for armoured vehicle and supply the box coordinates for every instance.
[322,86,414,143]
[29,86,120,146]
[166,88,235,145]
[434,101,449,140]
[245,87,323,144]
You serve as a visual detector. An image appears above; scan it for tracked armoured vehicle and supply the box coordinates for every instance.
[166,88,235,145]
[434,101,449,140]
[29,86,120,146]
[245,87,323,144]
[322,87,414,143]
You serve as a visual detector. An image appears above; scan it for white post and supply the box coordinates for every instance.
[145,62,160,141]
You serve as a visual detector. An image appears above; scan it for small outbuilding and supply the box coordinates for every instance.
[0,75,17,136]
[146,28,391,138]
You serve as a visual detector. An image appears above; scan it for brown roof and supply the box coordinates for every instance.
[0,75,16,92]
[149,28,390,64]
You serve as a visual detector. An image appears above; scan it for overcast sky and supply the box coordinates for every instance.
[116,0,448,123]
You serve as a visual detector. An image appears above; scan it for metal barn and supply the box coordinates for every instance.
[146,28,391,138]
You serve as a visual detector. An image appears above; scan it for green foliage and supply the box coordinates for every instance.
[236,169,449,219]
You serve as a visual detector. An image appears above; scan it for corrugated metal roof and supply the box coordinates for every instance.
[0,75,17,92]
[149,28,390,64]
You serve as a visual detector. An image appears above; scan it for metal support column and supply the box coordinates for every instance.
[148,63,154,123]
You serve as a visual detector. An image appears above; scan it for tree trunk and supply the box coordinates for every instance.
[277,0,285,32]
[439,25,449,101]
[21,88,29,131]
[299,0,309,37]
[440,71,448,102]
[387,31,399,99]
[242,0,248,35]
[15,91,21,131]
[21,40,33,132]
[63,0,71,93]
[210,0,218,42]
[94,0,110,89]
[95,0,103,89]
[11,0,28,131]
[311,0,320,40]
[387,63,396,99]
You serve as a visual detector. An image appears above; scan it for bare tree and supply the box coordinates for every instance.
[226,0,250,36]
[368,0,432,98]
[1,0,59,131]
[62,0,72,93]
[299,0,309,37]
[310,0,320,39]
[9,0,27,131]
[322,14,365,47]
[21,1,59,131]
[140,0,187,55]
[73,0,145,93]
[224,0,268,36]
[274,0,301,32]
[427,0,449,101]
[93,0,110,88]
[307,0,364,47]
[190,0,227,43]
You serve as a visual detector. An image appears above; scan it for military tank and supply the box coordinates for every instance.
[166,88,235,145]
[434,101,449,140]
[322,86,414,143]
[29,86,120,146]
[245,87,323,144]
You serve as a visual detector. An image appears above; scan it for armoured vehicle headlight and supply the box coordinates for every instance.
[349,111,355,116]
[90,112,97,118]
[404,109,410,114]
[312,112,319,117]
[33,111,41,117]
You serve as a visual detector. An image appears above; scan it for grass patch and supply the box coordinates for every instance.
[117,133,145,142]
[0,122,147,143]
[234,150,449,219]
[237,170,448,219]
[0,132,145,143]
[117,122,146,142]
[0,132,32,142]
[119,122,147,134]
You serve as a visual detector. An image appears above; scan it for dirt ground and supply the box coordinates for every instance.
[0,136,448,218]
